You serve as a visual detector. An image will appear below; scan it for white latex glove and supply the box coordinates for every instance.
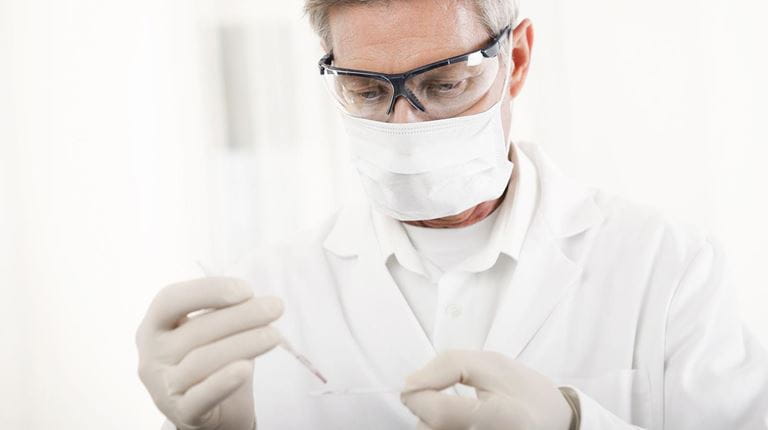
[401,350,575,430]
[136,277,284,430]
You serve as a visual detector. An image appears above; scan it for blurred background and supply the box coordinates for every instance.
[1,0,766,428]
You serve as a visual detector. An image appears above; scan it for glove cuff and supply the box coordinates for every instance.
[176,419,255,430]
[558,386,582,430]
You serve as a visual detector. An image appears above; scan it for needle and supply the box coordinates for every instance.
[194,261,328,385]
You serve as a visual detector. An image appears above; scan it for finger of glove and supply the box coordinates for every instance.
[473,395,531,429]
[401,390,481,430]
[174,359,253,427]
[167,325,281,394]
[404,350,510,394]
[142,277,253,333]
[416,420,433,430]
[170,296,284,355]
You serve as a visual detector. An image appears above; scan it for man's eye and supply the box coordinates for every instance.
[426,80,468,96]
[357,89,382,100]
[344,86,387,104]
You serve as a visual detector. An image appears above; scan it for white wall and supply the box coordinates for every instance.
[0,0,766,428]
[1,0,216,427]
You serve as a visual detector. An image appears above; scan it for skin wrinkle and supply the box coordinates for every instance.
[328,0,533,228]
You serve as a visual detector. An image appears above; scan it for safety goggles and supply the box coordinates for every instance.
[318,26,512,122]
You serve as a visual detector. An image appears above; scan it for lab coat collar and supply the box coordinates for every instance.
[460,140,538,270]
[519,141,605,238]
[322,141,604,258]
[372,209,423,274]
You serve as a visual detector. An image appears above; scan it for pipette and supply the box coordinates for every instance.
[279,337,328,384]
[309,387,400,397]
[194,261,328,385]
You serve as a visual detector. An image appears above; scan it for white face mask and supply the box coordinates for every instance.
[339,57,514,222]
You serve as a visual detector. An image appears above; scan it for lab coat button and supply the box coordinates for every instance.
[445,304,462,318]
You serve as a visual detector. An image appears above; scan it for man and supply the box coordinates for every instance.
[136,0,768,429]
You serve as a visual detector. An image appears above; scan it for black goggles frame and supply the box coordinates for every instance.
[318,25,512,116]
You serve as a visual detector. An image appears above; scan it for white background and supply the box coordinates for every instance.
[1,0,766,428]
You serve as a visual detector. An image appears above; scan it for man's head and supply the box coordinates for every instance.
[306,0,534,227]
[306,0,519,53]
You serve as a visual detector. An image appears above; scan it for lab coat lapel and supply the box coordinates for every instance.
[483,214,582,358]
[323,194,436,390]
[484,141,604,359]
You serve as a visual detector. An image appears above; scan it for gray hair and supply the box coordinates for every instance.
[304,0,519,51]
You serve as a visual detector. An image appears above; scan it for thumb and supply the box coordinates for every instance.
[403,350,510,394]
[416,420,433,430]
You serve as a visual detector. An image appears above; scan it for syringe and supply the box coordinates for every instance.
[194,261,328,385]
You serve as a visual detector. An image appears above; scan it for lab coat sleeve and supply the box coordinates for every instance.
[662,237,768,428]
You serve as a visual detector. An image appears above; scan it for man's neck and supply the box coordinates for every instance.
[403,190,508,229]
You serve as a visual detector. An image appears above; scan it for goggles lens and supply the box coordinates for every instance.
[323,53,502,121]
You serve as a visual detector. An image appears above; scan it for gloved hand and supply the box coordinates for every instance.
[135,277,284,430]
[401,350,575,430]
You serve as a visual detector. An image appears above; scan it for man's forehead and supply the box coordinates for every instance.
[327,0,489,73]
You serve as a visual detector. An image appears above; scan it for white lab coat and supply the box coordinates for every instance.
[164,141,768,429]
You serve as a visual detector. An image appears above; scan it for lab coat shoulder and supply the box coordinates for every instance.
[577,185,722,355]
[587,189,734,340]
[595,181,707,247]
[588,185,718,302]
[219,212,362,429]
[525,139,712,308]
[221,211,348,355]
[224,210,342,297]
[522,140,709,271]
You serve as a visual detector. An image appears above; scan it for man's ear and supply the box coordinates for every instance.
[508,18,534,99]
